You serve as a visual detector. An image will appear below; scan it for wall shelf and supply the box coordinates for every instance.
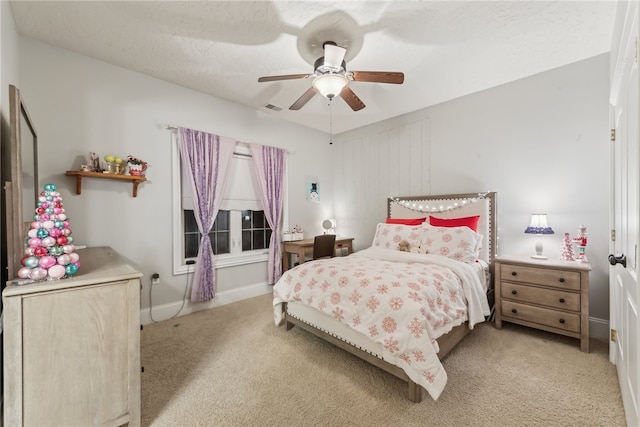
[65,170,147,197]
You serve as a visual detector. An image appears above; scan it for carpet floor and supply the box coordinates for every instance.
[140,293,626,426]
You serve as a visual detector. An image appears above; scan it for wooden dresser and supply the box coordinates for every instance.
[3,246,142,426]
[494,255,590,352]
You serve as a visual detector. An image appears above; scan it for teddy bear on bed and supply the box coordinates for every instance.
[398,240,427,254]
[410,243,427,254]
[398,240,412,252]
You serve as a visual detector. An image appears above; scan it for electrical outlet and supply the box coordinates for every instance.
[151,272,160,285]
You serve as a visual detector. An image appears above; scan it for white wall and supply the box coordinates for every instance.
[335,54,610,339]
[16,37,335,322]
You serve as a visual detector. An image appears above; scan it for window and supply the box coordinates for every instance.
[242,210,272,251]
[183,209,230,257]
[172,136,271,273]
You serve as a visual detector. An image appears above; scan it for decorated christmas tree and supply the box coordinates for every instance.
[560,232,575,261]
[17,183,80,281]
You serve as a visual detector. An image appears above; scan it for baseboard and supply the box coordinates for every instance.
[141,282,272,325]
[589,316,609,343]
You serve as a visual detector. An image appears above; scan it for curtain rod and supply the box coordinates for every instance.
[162,123,294,154]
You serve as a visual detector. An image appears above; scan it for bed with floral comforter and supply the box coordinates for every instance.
[273,246,490,401]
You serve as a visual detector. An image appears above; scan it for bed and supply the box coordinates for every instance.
[273,192,497,402]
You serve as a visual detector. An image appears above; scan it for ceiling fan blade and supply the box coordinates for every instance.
[258,74,310,83]
[323,43,347,70]
[340,86,365,111]
[351,71,404,84]
[289,87,318,110]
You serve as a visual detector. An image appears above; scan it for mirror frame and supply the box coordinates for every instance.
[6,84,39,280]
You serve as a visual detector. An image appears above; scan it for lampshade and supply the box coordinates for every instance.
[313,74,348,99]
[524,214,554,235]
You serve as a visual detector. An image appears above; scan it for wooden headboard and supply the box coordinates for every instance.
[387,192,497,267]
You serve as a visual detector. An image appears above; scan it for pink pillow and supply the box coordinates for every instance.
[386,217,427,226]
[429,215,480,232]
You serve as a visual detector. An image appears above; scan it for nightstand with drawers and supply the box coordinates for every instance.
[494,255,591,352]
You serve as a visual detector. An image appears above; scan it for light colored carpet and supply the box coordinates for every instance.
[141,293,626,426]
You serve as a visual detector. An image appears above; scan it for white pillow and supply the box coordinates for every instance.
[371,223,423,250]
[420,223,482,263]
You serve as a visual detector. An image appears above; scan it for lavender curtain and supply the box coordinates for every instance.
[179,128,235,302]
[250,144,286,284]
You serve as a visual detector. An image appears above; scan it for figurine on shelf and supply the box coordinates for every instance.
[573,224,588,263]
[127,155,148,177]
[88,152,100,172]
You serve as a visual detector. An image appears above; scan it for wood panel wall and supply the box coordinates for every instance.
[334,113,431,250]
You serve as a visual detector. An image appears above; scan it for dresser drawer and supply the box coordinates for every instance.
[500,264,580,291]
[501,300,580,333]
[500,282,580,311]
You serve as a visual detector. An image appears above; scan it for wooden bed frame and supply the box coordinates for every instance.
[283,192,497,402]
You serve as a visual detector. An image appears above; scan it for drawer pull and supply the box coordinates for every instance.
[559,278,565,283]
[559,298,565,303]
[559,318,565,324]
[511,271,517,276]
[511,290,517,295]
[511,308,517,314]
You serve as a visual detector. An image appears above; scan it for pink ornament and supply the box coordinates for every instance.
[69,252,80,263]
[27,229,38,238]
[42,237,56,247]
[57,254,71,265]
[58,214,67,221]
[24,247,35,256]
[63,228,72,236]
[28,238,42,248]
[63,221,70,228]
[63,245,76,254]
[39,256,56,269]
[17,267,32,279]
[43,220,55,229]
[49,228,61,237]
[30,221,40,229]
[30,267,48,280]
[48,265,66,279]
[40,214,50,221]
[53,208,62,214]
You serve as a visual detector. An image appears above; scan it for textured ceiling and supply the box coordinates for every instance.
[10,1,616,134]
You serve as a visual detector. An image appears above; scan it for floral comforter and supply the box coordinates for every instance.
[272,247,490,400]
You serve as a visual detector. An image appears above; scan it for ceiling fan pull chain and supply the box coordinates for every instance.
[329,100,333,145]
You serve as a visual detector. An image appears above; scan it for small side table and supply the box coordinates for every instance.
[494,255,591,352]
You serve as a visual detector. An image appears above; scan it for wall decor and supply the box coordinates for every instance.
[308,180,319,202]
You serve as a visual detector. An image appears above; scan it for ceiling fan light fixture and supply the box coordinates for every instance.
[313,74,348,99]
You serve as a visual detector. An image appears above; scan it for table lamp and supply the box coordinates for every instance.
[322,219,336,234]
[524,213,554,259]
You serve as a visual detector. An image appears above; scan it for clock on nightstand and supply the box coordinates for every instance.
[494,255,591,352]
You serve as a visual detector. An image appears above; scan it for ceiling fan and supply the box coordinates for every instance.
[258,41,404,112]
